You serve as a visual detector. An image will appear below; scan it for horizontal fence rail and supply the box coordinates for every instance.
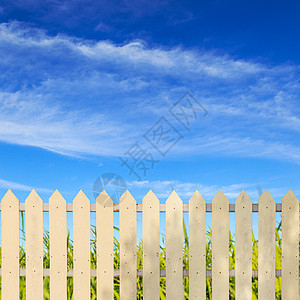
[0,268,296,277]
[0,188,299,300]
[0,203,299,212]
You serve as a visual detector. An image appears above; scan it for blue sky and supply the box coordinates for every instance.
[0,0,300,218]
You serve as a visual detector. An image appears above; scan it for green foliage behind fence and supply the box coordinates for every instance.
[0,220,297,299]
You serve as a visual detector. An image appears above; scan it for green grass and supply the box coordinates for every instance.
[0,219,295,299]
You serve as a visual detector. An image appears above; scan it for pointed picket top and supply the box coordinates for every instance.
[25,189,42,205]
[189,190,205,206]
[212,190,229,206]
[1,189,19,205]
[96,189,113,208]
[166,190,182,205]
[73,189,90,205]
[49,190,66,206]
[282,189,298,206]
[50,189,63,200]
[143,189,159,204]
[259,189,275,207]
[236,190,252,205]
[119,189,136,206]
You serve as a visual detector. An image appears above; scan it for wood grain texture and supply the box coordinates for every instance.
[258,189,275,300]
[235,191,252,300]
[166,191,183,300]
[120,190,137,300]
[26,190,43,300]
[73,190,91,299]
[96,190,114,300]
[212,190,229,300]
[189,190,206,300]
[49,190,67,299]
[1,190,19,300]
[143,190,160,300]
[282,190,299,299]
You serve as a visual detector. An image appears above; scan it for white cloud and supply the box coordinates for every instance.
[0,21,299,164]
[0,90,131,157]
[0,21,266,81]
[127,179,296,202]
[127,179,257,200]
[0,178,52,193]
[172,135,300,164]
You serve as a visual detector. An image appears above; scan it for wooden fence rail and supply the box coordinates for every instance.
[1,203,299,212]
[0,189,299,299]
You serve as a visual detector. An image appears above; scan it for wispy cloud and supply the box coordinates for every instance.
[0,21,268,86]
[127,179,268,201]
[0,90,130,157]
[0,21,299,163]
[0,178,52,193]
[173,135,300,164]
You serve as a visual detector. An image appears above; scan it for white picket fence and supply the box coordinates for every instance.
[0,189,299,299]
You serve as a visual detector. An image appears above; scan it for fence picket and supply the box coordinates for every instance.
[25,190,43,300]
[235,190,252,300]
[258,189,275,299]
[120,190,137,300]
[49,190,67,299]
[143,190,160,300]
[73,190,91,299]
[1,190,19,300]
[189,190,206,300]
[282,190,299,299]
[166,191,183,300]
[212,190,229,300]
[96,190,114,300]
